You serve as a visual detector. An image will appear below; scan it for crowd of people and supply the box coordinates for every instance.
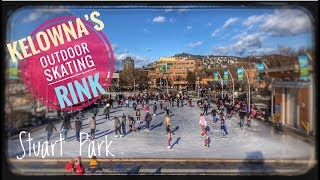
[48,91,257,175]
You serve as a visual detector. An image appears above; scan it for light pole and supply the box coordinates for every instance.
[197,77,200,99]
[242,66,250,112]
[227,69,235,105]
[216,72,224,99]
[164,76,168,93]
[133,78,135,94]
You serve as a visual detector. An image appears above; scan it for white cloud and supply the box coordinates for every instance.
[260,9,312,36]
[152,16,166,23]
[211,17,238,37]
[143,28,151,33]
[213,32,265,55]
[242,15,265,27]
[242,9,312,36]
[22,7,71,23]
[185,25,192,32]
[211,28,221,37]
[222,18,238,29]
[188,41,203,48]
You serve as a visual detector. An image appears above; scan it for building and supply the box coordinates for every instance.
[258,62,315,141]
[122,57,135,70]
[147,57,202,89]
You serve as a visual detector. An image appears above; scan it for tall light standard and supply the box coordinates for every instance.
[242,66,250,112]
[216,72,224,99]
[197,77,200,99]
[164,76,168,93]
[227,69,235,105]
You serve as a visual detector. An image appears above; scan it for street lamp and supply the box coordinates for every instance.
[227,69,235,105]
[242,66,250,112]
[197,77,200,99]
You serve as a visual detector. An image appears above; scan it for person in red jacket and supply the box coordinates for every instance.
[65,156,85,175]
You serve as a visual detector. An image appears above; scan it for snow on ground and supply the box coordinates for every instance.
[7,99,315,160]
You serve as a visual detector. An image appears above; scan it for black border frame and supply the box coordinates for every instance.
[2,1,318,180]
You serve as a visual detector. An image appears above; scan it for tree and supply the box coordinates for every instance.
[186,71,196,90]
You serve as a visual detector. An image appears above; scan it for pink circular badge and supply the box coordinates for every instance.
[20,16,114,111]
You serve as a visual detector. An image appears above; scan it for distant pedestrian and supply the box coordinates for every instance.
[104,107,110,120]
[128,115,136,132]
[160,101,163,109]
[125,99,129,108]
[91,107,98,118]
[220,119,227,138]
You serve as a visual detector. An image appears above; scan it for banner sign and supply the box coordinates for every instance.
[223,70,228,81]
[214,72,218,81]
[257,63,264,71]
[237,68,243,81]
[298,55,309,80]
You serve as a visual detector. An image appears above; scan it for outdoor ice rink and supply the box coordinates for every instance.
[7,99,315,160]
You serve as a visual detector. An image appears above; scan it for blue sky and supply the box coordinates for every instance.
[7,6,314,69]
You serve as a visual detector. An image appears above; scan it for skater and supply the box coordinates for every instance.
[247,113,252,128]
[104,107,110,120]
[204,132,209,147]
[114,116,122,138]
[142,101,145,109]
[89,116,96,140]
[144,111,152,131]
[132,102,137,110]
[188,98,192,107]
[220,119,227,138]
[203,103,208,115]
[136,109,142,130]
[160,101,163,109]
[121,114,127,136]
[239,108,246,130]
[88,156,103,174]
[45,121,57,142]
[164,114,171,134]
[125,98,129,108]
[77,110,85,121]
[210,108,217,123]
[226,105,232,119]
[199,113,207,136]
[167,128,172,149]
[153,102,157,116]
[60,117,72,141]
[74,117,82,142]
[128,115,136,132]
[91,106,98,118]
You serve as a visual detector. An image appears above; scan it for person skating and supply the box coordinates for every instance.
[74,117,82,142]
[153,102,157,116]
[136,109,142,130]
[121,114,127,136]
[199,113,207,136]
[104,106,110,121]
[60,117,72,141]
[220,119,227,138]
[204,132,209,147]
[160,101,163,109]
[167,128,172,149]
[91,107,98,118]
[114,116,122,138]
[239,108,246,130]
[45,121,57,142]
[128,115,136,132]
[89,116,96,140]
[164,114,171,134]
[211,108,217,123]
[144,111,152,131]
